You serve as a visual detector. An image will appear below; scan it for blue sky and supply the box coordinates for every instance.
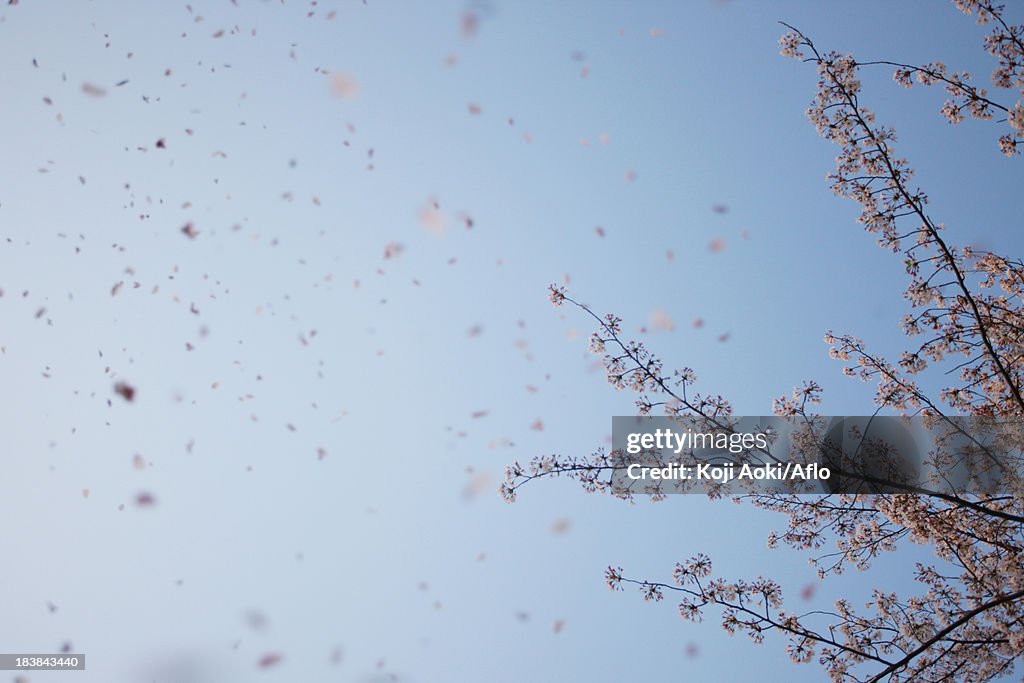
[1,1,1022,681]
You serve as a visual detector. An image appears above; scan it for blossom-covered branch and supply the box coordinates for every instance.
[508,3,1024,681]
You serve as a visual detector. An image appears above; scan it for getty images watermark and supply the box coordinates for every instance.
[610,415,1024,496]
[622,426,828,484]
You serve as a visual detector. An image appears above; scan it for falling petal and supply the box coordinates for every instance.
[329,72,360,98]
[649,310,674,331]
[257,653,282,669]
[114,381,136,401]
[551,518,571,534]
[245,609,269,631]
[462,471,493,501]
[419,199,446,236]
[81,82,107,97]
[460,11,479,39]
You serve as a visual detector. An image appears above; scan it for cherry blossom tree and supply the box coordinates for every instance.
[504,2,1024,681]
